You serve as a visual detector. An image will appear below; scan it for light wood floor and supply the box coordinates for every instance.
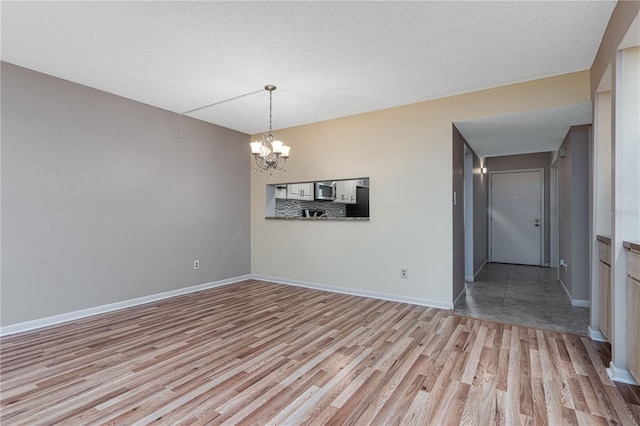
[1,280,639,425]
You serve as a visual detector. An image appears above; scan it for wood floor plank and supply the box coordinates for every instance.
[461,324,487,385]
[354,343,424,424]
[400,389,430,425]
[530,377,549,426]
[1,280,639,425]
[505,325,521,425]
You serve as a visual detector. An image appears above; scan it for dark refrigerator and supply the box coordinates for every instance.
[346,187,370,218]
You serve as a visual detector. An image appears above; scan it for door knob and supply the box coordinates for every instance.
[535,219,539,222]
[534,223,540,227]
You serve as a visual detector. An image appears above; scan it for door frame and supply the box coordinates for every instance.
[550,161,559,268]
[464,146,474,281]
[488,168,545,265]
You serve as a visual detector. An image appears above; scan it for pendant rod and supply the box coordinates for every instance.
[181,88,264,115]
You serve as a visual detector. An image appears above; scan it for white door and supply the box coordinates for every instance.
[490,170,543,265]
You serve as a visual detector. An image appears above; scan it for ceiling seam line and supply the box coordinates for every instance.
[181,89,265,115]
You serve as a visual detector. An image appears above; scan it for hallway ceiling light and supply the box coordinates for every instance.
[250,85,290,174]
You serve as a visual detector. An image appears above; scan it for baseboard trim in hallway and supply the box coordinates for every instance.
[589,326,608,342]
[572,298,591,308]
[559,277,591,307]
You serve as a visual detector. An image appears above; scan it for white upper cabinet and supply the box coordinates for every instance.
[275,185,287,199]
[355,178,369,188]
[335,180,357,204]
[287,183,314,200]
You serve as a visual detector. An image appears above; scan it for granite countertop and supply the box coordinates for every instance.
[597,235,611,244]
[266,216,369,221]
[623,241,640,252]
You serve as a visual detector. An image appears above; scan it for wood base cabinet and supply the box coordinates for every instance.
[627,249,640,383]
[599,262,611,340]
[598,240,611,340]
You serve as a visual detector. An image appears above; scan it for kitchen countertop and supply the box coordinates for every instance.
[597,236,640,251]
[266,216,369,221]
[623,240,640,252]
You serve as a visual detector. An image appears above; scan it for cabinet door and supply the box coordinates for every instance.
[599,262,610,340]
[629,250,640,383]
[287,184,300,199]
[300,183,314,200]
[629,277,640,383]
[599,242,610,264]
[275,186,287,199]
[335,180,357,204]
[356,178,369,188]
[287,183,314,200]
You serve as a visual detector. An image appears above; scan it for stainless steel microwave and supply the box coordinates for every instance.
[315,181,336,200]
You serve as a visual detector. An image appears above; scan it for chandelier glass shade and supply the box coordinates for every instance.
[250,85,290,172]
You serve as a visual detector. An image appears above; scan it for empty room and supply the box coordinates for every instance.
[2,1,639,424]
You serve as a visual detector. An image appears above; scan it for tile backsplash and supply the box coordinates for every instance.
[275,199,346,218]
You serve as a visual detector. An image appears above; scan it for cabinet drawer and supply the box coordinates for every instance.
[629,250,640,282]
[599,242,610,264]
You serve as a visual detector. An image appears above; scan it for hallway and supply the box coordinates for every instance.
[454,263,589,335]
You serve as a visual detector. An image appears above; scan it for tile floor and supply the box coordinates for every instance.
[454,262,590,335]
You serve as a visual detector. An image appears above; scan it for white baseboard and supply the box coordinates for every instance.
[607,361,639,385]
[571,299,591,308]
[453,288,465,307]
[557,277,590,307]
[0,275,251,337]
[558,277,572,303]
[470,260,488,282]
[251,274,454,310]
[588,326,608,342]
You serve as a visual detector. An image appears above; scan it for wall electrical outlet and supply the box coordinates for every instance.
[559,259,568,271]
[194,260,200,270]
[400,268,408,278]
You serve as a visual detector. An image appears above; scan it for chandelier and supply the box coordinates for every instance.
[250,85,290,173]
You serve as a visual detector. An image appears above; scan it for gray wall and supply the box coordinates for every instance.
[452,125,488,300]
[486,152,552,265]
[558,140,572,292]
[1,62,251,326]
[452,126,465,301]
[558,125,591,300]
[473,154,488,273]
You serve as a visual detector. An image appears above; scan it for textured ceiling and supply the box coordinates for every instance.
[1,1,615,146]
[455,103,593,158]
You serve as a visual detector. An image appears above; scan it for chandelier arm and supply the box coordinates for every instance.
[253,156,269,171]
